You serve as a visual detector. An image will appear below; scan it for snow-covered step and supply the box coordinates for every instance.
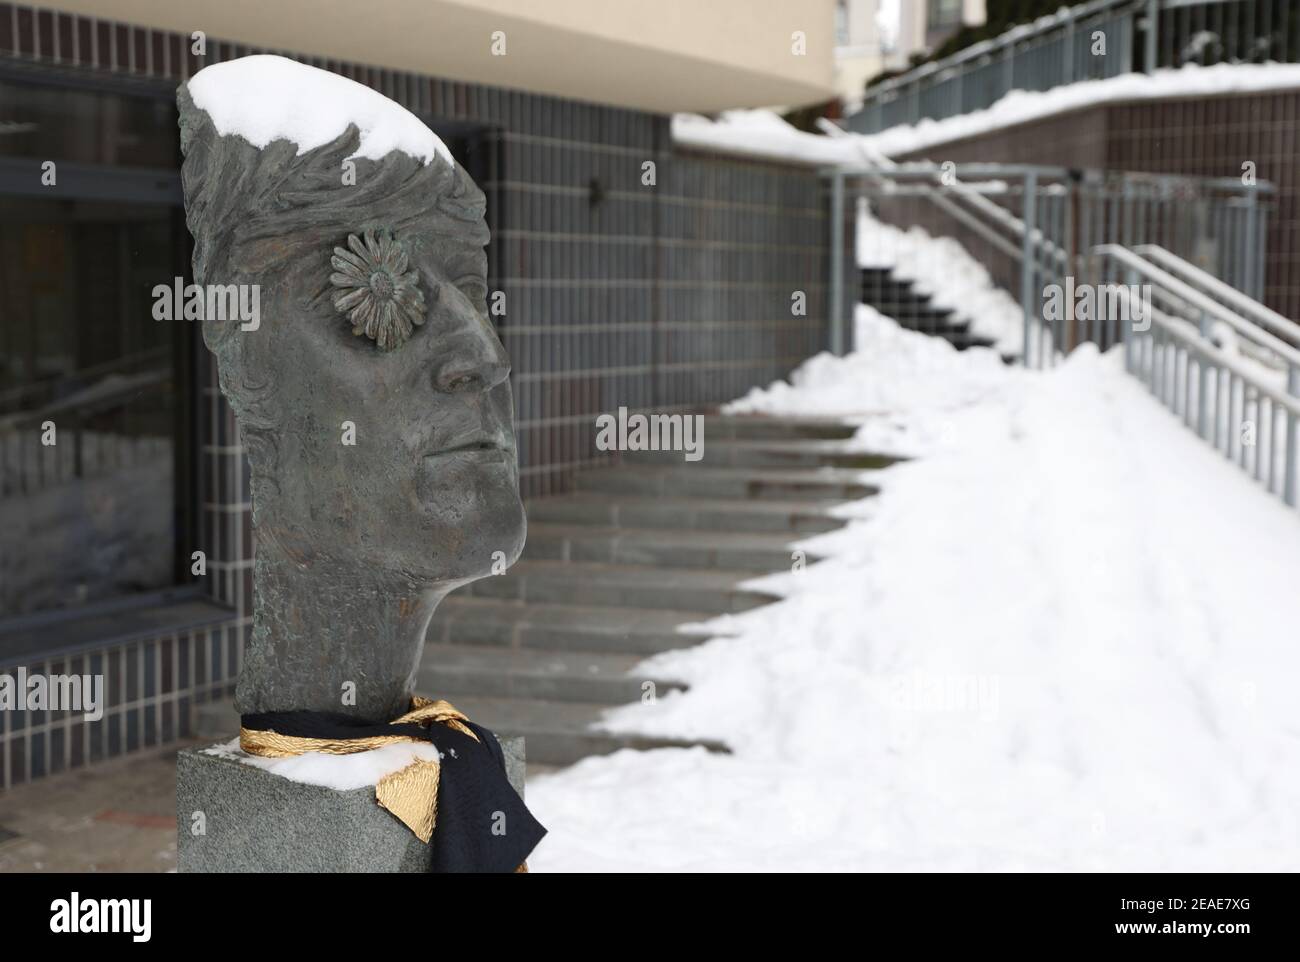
[417,644,685,704]
[860,264,998,352]
[574,464,878,500]
[526,492,853,534]
[420,695,725,766]
[427,596,712,655]
[621,438,893,470]
[522,522,810,571]
[466,560,778,614]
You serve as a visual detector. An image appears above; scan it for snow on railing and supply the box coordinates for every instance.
[848,0,1300,135]
[826,161,1269,364]
[826,155,1293,508]
[1096,244,1299,507]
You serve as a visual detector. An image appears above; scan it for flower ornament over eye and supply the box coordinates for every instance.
[329,229,426,351]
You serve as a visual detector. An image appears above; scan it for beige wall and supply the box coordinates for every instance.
[34,0,839,113]
[897,0,987,60]
[834,0,908,107]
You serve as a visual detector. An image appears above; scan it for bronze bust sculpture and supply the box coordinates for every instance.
[178,57,526,723]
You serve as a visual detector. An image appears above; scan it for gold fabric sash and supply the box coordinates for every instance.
[239,696,478,844]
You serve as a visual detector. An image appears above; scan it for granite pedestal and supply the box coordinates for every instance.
[176,736,525,872]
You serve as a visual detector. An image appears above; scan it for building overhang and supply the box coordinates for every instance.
[35,0,838,114]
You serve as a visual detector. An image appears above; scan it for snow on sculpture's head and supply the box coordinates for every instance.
[178,55,524,607]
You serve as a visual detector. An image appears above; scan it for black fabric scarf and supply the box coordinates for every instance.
[241,709,547,873]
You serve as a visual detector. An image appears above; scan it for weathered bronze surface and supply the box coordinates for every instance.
[178,84,525,721]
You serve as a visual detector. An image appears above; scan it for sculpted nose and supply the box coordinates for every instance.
[432,320,510,395]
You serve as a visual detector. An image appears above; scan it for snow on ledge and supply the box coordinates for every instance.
[187,55,452,167]
[203,737,442,792]
[672,63,1300,167]
[864,62,1300,158]
[672,109,861,167]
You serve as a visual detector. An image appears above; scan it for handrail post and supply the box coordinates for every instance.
[1244,187,1260,299]
[1198,342,1211,440]
[1145,0,1159,73]
[1190,306,1211,434]
[1062,9,1075,86]
[1124,266,1138,373]
[1021,170,1039,368]
[830,170,846,357]
[1287,364,1299,507]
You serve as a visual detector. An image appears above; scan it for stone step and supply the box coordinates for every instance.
[863,286,934,307]
[622,438,893,470]
[423,694,725,766]
[522,522,808,571]
[700,414,858,441]
[427,596,716,654]
[574,465,881,501]
[418,643,685,704]
[871,295,957,316]
[943,331,998,351]
[466,560,778,614]
[526,492,853,534]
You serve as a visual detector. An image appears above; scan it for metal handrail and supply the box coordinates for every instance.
[827,158,1267,365]
[1093,244,1300,370]
[866,0,1138,100]
[827,152,1293,508]
[847,0,1300,135]
[1134,244,1300,350]
[1136,295,1300,419]
[1098,245,1300,507]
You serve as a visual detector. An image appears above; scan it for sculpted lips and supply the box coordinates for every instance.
[425,431,512,462]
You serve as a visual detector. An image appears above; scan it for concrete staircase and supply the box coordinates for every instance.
[417,413,888,767]
[861,265,997,351]
[195,414,888,771]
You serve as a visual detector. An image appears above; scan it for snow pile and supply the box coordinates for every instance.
[188,55,451,166]
[857,203,1024,354]
[526,315,1300,871]
[204,738,441,791]
[727,304,1010,456]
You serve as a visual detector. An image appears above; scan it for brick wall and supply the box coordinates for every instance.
[0,3,835,786]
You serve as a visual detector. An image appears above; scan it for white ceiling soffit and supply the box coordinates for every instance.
[37,0,838,114]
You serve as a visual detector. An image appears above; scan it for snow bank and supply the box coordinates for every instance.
[526,314,1300,871]
[203,738,442,792]
[727,305,1012,455]
[188,55,451,166]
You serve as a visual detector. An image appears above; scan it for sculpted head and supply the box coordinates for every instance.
[177,58,525,593]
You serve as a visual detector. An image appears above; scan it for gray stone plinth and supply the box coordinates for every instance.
[176,736,524,872]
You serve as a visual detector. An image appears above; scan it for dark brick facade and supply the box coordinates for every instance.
[0,3,836,786]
